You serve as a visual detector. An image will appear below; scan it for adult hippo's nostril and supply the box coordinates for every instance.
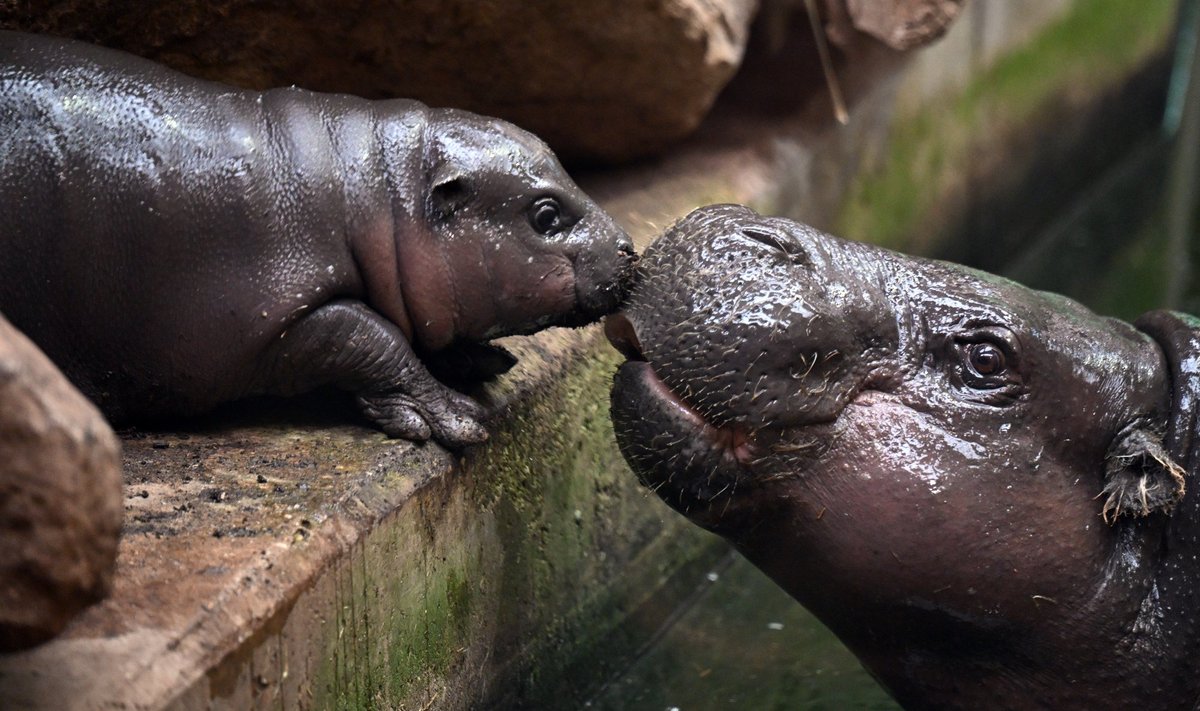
[739,226,807,264]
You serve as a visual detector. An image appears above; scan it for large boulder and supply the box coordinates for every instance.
[0,314,122,652]
[0,0,758,163]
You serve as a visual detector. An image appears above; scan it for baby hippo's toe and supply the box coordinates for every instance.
[358,388,488,448]
[358,396,432,442]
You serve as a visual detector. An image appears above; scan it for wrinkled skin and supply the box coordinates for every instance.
[608,204,1200,709]
[0,31,635,448]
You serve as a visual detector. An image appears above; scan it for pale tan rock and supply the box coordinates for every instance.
[845,0,965,50]
[758,1,964,55]
[0,314,122,652]
[0,0,758,163]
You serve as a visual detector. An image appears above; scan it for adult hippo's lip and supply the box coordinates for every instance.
[604,312,753,511]
[603,312,644,362]
[606,312,756,458]
[615,361,755,457]
[610,359,764,524]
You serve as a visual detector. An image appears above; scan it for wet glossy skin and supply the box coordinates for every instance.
[0,31,635,447]
[608,204,1200,709]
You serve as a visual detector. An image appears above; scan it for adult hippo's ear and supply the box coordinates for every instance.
[1100,426,1185,522]
[1103,309,1200,523]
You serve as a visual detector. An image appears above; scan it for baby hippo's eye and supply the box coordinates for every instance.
[967,342,1005,376]
[529,197,564,235]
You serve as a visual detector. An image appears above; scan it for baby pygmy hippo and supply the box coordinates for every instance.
[0,31,636,447]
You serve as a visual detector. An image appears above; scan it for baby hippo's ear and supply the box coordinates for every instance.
[1101,426,1186,523]
[429,172,471,221]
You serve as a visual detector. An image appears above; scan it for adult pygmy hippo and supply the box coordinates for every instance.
[607,204,1200,709]
[0,31,635,447]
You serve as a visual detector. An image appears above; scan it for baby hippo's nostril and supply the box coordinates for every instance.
[739,227,807,263]
[617,238,636,257]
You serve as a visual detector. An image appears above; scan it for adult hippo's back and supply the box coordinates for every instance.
[0,31,635,447]
[607,204,1200,709]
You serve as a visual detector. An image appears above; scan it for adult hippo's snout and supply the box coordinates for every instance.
[609,204,903,522]
[616,205,899,424]
[608,204,1200,709]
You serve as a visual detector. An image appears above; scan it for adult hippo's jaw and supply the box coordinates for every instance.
[608,204,1200,709]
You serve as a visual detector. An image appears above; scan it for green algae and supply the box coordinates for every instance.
[464,344,717,708]
[300,340,715,710]
[836,0,1178,252]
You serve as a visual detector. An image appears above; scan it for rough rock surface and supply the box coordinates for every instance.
[843,0,964,50]
[0,0,758,163]
[0,314,122,652]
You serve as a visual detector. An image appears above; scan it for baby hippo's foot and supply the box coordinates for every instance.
[358,387,488,448]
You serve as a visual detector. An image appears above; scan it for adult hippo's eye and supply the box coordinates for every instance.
[968,343,1005,376]
[953,328,1021,394]
[529,197,564,235]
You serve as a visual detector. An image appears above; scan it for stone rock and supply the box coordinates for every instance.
[843,0,965,50]
[0,0,758,163]
[757,1,964,59]
[0,314,122,652]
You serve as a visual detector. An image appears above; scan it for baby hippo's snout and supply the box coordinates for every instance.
[571,222,639,321]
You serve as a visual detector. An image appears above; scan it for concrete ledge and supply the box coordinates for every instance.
[0,330,723,710]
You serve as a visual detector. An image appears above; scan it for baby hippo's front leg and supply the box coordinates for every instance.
[261,299,488,447]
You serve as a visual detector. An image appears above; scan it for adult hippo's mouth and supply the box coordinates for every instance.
[606,204,901,527]
[606,316,758,495]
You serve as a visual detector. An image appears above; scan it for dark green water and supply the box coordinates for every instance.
[586,551,899,710]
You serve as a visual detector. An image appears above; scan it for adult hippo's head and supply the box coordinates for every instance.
[607,204,1200,709]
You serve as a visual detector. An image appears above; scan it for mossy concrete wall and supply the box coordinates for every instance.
[0,1,1180,708]
[832,0,1177,261]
